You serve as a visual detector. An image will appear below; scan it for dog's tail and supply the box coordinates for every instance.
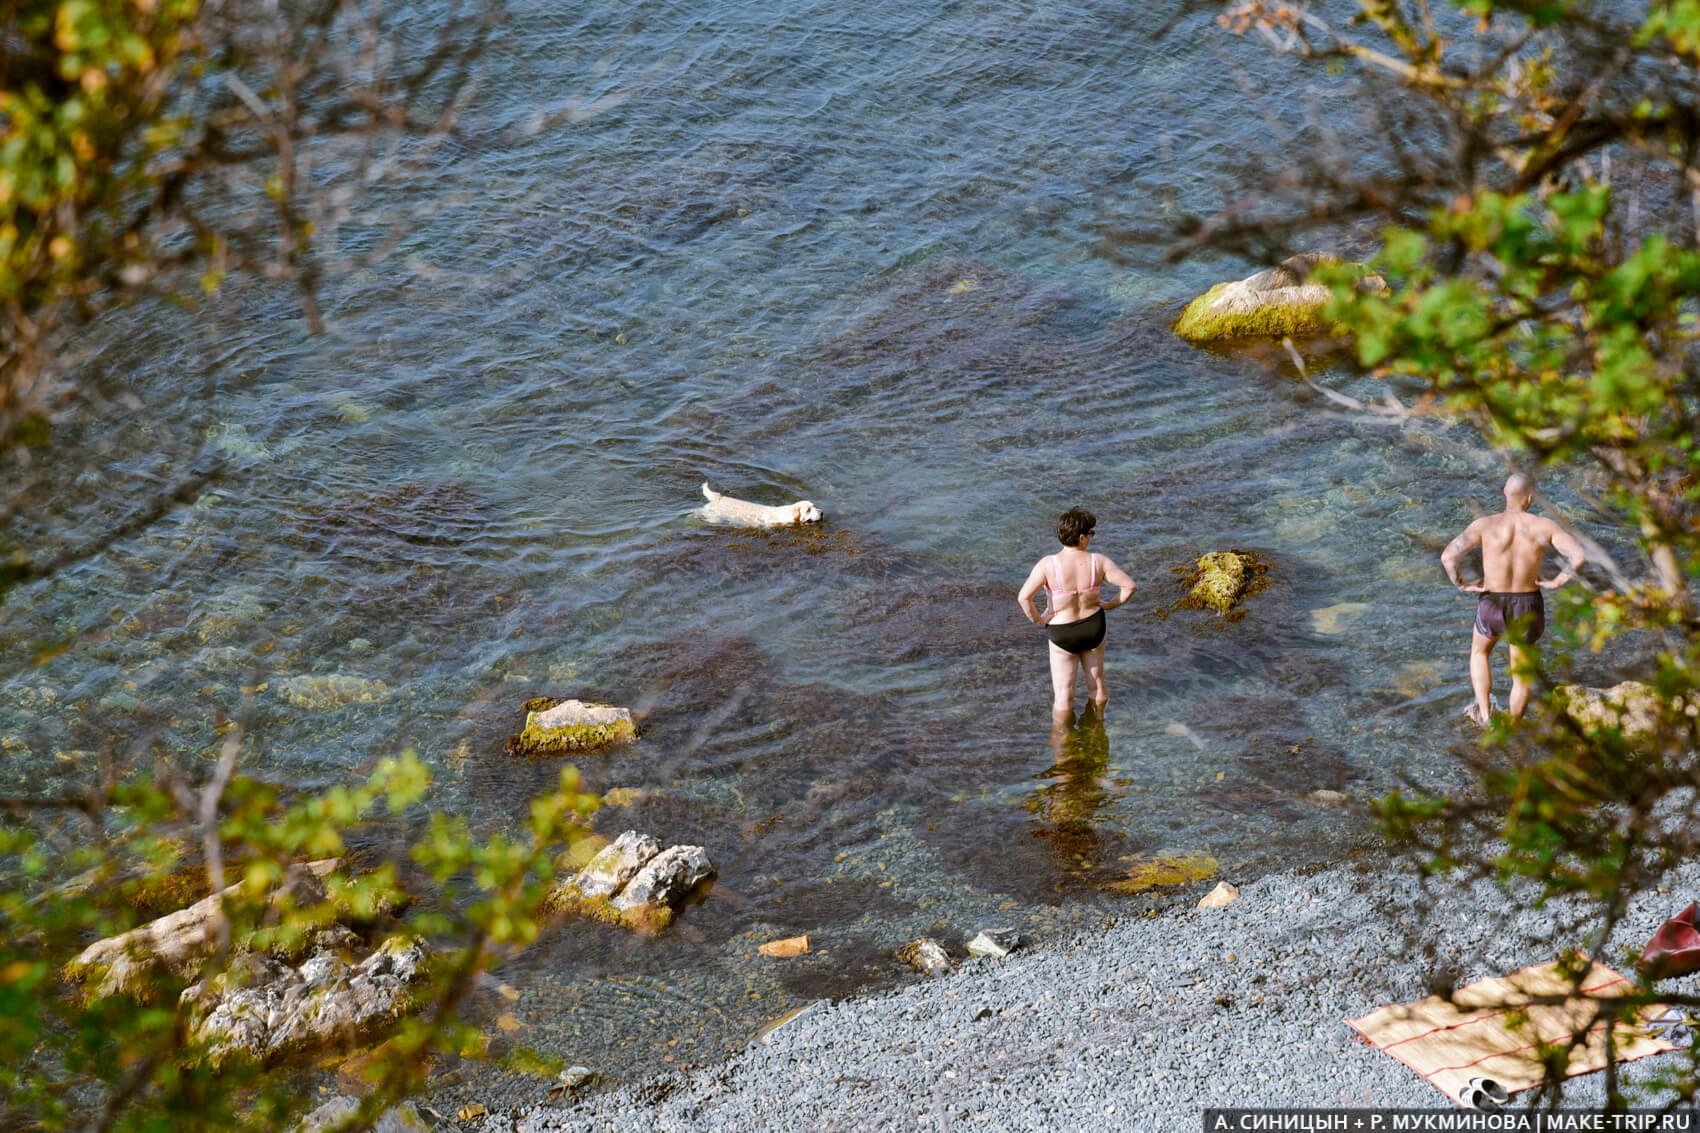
[701,482,719,503]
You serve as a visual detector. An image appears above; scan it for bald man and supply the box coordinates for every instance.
[1441,474,1588,724]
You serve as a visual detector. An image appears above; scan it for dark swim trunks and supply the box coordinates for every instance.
[1475,591,1545,643]
[1045,609,1106,655]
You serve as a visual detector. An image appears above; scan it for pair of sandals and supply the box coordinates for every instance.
[1453,1008,1695,1111]
[1457,1077,1509,1110]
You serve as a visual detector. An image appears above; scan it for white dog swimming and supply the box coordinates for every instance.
[699,482,823,527]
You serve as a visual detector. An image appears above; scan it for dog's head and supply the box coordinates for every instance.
[792,501,823,524]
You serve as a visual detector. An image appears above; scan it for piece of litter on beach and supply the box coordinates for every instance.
[966,929,1020,958]
[1197,881,1239,908]
[758,935,810,958]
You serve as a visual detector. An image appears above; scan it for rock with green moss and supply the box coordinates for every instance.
[611,845,715,912]
[70,852,429,1065]
[505,696,637,757]
[1173,253,1383,345]
[569,831,661,900]
[897,939,953,978]
[1184,551,1261,615]
[543,830,714,933]
[1550,679,1695,739]
[183,935,431,1067]
[64,859,346,1001]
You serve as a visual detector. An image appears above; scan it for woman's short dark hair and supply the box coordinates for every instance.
[1057,506,1096,547]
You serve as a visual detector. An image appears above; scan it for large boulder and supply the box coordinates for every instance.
[65,856,431,1067]
[1173,253,1384,345]
[567,831,661,900]
[504,697,637,757]
[544,831,714,933]
[1551,680,1694,739]
[610,845,716,912]
[65,859,344,1000]
[183,935,431,1066]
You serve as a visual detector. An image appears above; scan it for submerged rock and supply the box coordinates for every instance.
[1172,253,1384,345]
[274,674,392,710]
[898,939,954,978]
[544,831,714,933]
[505,696,637,757]
[1309,601,1368,636]
[1114,854,1220,893]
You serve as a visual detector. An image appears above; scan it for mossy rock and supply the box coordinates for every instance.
[1172,255,1383,346]
[540,888,676,935]
[504,696,637,757]
[64,859,352,1001]
[1176,551,1269,617]
[1550,680,1688,740]
[1173,281,1330,344]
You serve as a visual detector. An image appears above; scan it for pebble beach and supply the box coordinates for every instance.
[474,850,1700,1132]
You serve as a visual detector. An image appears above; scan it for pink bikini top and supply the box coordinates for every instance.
[1045,553,1099,596]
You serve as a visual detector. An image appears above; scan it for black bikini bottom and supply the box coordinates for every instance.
[1045,609,1106,655]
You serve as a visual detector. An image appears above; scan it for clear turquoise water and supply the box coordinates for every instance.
[0,0,1629,1102]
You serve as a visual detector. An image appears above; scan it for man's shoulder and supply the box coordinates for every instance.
[1515,512,1566,539]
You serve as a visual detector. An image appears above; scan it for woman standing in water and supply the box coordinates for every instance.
[1017,506,1137,721]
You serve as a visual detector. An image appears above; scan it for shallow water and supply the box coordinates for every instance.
[0,0,1647,1107]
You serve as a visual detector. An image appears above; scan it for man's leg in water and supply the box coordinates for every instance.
[1080,642,1108,713]
[1469,628,1497,725]
[1048,641,1078,722]
[1507,640,1535,719]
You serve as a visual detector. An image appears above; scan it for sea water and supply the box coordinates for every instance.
[0,0,1638,1107]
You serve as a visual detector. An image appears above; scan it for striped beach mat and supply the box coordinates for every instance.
[1346,956,1678,1107]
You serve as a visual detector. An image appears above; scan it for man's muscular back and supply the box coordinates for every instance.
[1473,511,1564,592]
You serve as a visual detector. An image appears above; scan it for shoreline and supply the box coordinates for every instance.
[470,848,1700,1131]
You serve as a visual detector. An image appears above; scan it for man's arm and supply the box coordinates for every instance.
[1098,556,1137,611]
[1017,561,1050,624]
[1441,520,1485,592]
[1540,523,1588,589]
